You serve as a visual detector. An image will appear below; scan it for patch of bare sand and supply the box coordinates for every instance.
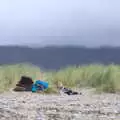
[0,89,120,120]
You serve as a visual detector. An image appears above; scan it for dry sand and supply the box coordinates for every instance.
[0,89,120,120]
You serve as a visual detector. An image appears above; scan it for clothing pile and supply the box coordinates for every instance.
[14,76,49,92]
[14,76,81,95]
[14,76,34,91]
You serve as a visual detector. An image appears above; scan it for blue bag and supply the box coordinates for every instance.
[32,80,49,92]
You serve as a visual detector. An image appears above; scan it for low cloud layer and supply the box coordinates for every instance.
[0,0,120,47]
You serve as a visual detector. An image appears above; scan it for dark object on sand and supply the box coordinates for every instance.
[14,76,34,91]
[59,87,82,95]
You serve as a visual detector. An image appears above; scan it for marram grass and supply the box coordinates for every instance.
[0,63,120,93]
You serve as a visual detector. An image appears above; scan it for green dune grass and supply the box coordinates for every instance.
[0,63,120,93]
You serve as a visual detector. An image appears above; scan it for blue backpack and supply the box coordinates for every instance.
[32,80,49,92]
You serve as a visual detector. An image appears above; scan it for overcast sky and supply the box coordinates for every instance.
[0,0,120,47]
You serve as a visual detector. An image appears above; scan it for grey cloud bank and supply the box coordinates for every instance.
[0,0,120,47]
